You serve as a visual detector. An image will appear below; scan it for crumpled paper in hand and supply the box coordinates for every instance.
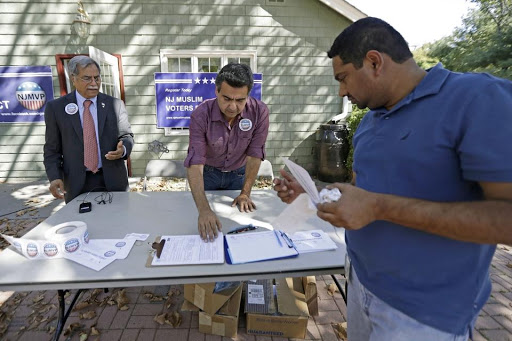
[319,188,342,203]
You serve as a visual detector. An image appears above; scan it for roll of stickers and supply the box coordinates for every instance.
[1,221,89,260]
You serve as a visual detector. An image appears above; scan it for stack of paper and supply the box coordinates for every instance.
[225,230,298,264]
[288,230,338,254]
[284,159,321,204]
[151,233,225,266]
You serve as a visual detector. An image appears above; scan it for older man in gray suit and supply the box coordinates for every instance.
[44,56,134,203]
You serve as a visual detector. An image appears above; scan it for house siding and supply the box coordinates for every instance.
[0,0,354,181]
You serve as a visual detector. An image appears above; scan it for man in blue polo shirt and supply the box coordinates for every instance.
[274,17,512,340]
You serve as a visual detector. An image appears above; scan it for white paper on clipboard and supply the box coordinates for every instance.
[283,158,320,204]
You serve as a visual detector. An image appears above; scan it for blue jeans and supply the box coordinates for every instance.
[347,264,473,341]
[203,165,245,190]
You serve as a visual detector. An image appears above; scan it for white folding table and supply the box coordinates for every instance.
[0,190,346,340]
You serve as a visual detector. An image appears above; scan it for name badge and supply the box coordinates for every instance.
[239,118,252,131]
[65,103,78,115]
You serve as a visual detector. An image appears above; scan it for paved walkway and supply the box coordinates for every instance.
[0,180,511,340]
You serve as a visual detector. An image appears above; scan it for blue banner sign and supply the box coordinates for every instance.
[154,72,262,128]
[0,66,54,123]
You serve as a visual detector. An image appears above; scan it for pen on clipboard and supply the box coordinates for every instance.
[280,231,295,248]
[274,229,283,247]
[227,224,259,234]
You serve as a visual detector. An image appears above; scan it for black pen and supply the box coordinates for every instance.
[227,224,258,234]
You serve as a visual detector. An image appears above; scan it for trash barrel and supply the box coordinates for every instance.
[316,124,350,183]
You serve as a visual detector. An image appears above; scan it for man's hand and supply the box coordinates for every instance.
[105,141,124,160]
[198,209,222,242]
[232,193,256,213]
[272,169,305,204]
[316,183,378,230]
[49,179,66,200]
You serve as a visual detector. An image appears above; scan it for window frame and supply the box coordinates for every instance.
[55,54,126,102]
[159,50,257,135]
[159,50,257,73]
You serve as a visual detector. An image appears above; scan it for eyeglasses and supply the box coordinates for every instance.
[94,191,113,204]
[76,75,101,83]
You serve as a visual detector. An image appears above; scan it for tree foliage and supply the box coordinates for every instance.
[413,46,440,70]
[423,0,512,79]
[346,106,369,179]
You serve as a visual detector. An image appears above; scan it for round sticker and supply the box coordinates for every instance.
[64,238,80,253]
[239,118,253,131]
[65,103,78,115]
[27,243,38,258]
[13,241,22,252]
[104,250,116,257]
[44,243,59,257]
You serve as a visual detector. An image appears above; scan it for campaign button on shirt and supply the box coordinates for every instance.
[239,118,252,131]
[65,103,78,115]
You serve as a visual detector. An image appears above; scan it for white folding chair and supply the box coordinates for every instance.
[143,159,189,191]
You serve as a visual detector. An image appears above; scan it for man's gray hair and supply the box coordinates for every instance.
[67,56,101,76]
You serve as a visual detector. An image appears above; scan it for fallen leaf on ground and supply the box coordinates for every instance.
[32,294,45,304]
[167,288,181,297]
[74,301,91,311]
[79,331,88,341]
[507,263,512,268]
[144,291,164,301]
[154,313,167,325]
[165,298,173,309]
[116,289,130,308]
[63,322,82,336]
[166,311,182,327]
[327,283,338,296]
[78,311,96,319]
[90,326,100,336]
[332,322,347,340]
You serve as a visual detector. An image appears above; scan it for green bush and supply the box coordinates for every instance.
[346,106,369,180]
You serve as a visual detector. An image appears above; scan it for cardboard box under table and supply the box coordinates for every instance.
[199,284,242,337]
[184,282,241,315]
[183,282,243,337]
[245,278,310,339]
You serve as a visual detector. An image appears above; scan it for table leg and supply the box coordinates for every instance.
[331,274,347,303]
[53,289,84,341]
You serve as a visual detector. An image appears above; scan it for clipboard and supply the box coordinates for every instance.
[224,230,299,264]
[146,234,225,267]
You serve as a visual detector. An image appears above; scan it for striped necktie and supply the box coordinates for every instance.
[83,100,99,173]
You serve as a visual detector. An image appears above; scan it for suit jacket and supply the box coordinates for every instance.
[43,91,134,203]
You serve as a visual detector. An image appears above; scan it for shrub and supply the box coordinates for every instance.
[346,106,369,181]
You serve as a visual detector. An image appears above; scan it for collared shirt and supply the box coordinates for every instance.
[184,97,269,171]
[348,64,512,334]
[76,91,102,169]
